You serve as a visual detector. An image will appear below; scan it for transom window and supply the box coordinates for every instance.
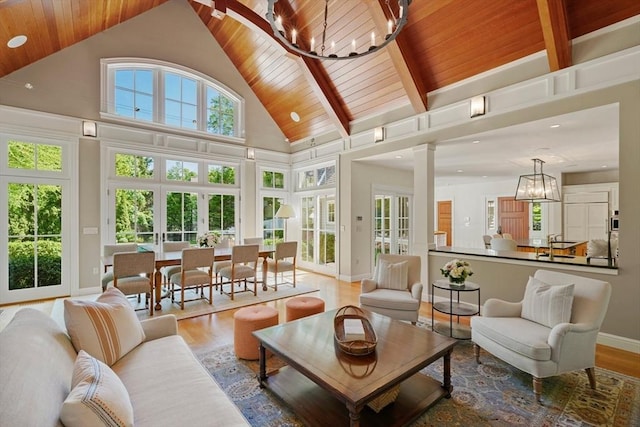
[262,170,285,189]
[296,163,336,190]
[8,140,62,172]
[102,59,244,139]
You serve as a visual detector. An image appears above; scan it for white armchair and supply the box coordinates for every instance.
[471,270,611,403]
[359,254,422,324]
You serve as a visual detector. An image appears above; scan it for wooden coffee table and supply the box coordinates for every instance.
[253,308,457,427]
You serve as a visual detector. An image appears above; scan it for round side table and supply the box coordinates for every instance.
[431,279,480,339]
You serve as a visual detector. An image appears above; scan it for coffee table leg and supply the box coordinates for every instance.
[346,403,360,427]
[443,348,453,397]
[258,343,267,387]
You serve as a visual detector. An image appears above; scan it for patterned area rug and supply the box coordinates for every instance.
[196,322,640,427]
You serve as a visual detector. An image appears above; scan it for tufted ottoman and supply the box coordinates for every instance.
[285,296,325,321]
[233,305,279,360]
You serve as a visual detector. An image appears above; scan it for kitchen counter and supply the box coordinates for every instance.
[430,246,617,271]
[514,239,586,250]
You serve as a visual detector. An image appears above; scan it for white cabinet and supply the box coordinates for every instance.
[564,203,609,241]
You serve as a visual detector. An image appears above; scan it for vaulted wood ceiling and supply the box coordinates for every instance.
[1,0,638,144]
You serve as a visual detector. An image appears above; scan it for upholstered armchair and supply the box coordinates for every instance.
[359,254,422,324]
[471,269,611,403]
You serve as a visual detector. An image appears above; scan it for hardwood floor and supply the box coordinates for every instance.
[178,270,640,378]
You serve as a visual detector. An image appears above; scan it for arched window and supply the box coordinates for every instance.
[101,58,244,140]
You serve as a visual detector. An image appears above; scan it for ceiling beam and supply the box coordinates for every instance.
[371,0,428,113]
[536,0,572,71]
[193,0,351,138]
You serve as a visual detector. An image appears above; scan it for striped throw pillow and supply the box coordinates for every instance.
[376,260,409,291]
[64,288,145,366]
[521,276,575,328]
[61,350,134,427]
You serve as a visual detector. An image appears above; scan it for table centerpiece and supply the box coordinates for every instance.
[440,259,473,288]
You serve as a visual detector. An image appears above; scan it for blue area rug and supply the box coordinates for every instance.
[196,324,640,426]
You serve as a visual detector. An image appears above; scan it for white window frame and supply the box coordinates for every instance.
[1,133,79,304]
[100,58,245,143]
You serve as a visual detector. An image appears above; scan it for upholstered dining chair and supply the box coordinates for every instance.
[169,247,215,310]
[482,235,493,249]
[243,237,264,272]
[213,238,232,288]
[161,241,191,288]
[266,241,297,290]
[471,269,612,403]
[359,254,422,324]
[101,243,138,292]
[110,251,155,315]
[218,244,259,300]
[490,237,517,251]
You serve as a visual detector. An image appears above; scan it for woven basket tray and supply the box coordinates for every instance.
[334,305,377,356]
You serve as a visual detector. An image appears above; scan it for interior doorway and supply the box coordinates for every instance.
[498,197,529,240]
[437,200,452,246]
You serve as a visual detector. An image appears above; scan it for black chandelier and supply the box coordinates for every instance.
[266,0,411,60]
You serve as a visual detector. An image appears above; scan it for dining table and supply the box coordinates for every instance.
[102,245,275,311]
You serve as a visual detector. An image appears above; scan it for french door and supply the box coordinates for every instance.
[299,192,336,275]
[106,183,238,249]
[1,177,72,303]
[373,191,411,263]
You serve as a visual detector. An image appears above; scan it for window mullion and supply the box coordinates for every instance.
[156,69,163,125]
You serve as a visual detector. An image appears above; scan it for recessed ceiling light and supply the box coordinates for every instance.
[7,35,27,49]
[290,112,300,122]
[24,83,34,90]
[456,169,463,173]
[601,165,607,168]
[550,124,561,128]
[395,155,402,159]
[482,175,488,178]
[472,140,480,144]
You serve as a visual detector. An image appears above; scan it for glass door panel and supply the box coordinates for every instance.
[301,196,314,262]
[164,190,198,244]
[114,187,157,247]
[208,193,237,242]
[318,195,336,266]
[262,196,284,245]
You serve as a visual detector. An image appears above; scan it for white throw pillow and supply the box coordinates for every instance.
[376,260,409,291]
[521,276,575,328]
[64,287,145,366]
[60,350,134,427]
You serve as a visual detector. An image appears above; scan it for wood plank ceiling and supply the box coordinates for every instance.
[1,0,639,144]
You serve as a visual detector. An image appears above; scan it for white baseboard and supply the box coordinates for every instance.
[75,286,102,296]
[597,332,640,354]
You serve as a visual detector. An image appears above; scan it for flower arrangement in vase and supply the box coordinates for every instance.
[440,259,473,287]
[197,231,222,248]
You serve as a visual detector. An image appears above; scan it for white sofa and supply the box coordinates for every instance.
[0,308,249,426]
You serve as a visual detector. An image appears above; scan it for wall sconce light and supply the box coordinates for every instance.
[470,96,486,118]
[82,121,97,137]
[374,127,385,142]
[246,147,255,160]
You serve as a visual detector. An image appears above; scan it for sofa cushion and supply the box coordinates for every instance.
[360,288,418,311]
[64,288,145,366]
[521,276,574,328]
[0,308,77,427]
[375,259,408,291]
[112,335,248,426]
[61,350,134,427]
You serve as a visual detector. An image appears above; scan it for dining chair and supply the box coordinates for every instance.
[169,247,215,310]
[266,241,297,291]
[243,237,264,272]
[218,244,259,300]
[110,251,155,315]
[161,241,191,288]
[482,235,493,249]
[213,238,232,289]
[491,237,517,251]
[101,243,138,292]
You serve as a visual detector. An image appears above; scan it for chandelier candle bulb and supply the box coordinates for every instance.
[310,37,315,52]
[388,19,393,35]
[276,15,284,32]
[291,29,297,45]
[352,39,356,52]
[370,32,375,47]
